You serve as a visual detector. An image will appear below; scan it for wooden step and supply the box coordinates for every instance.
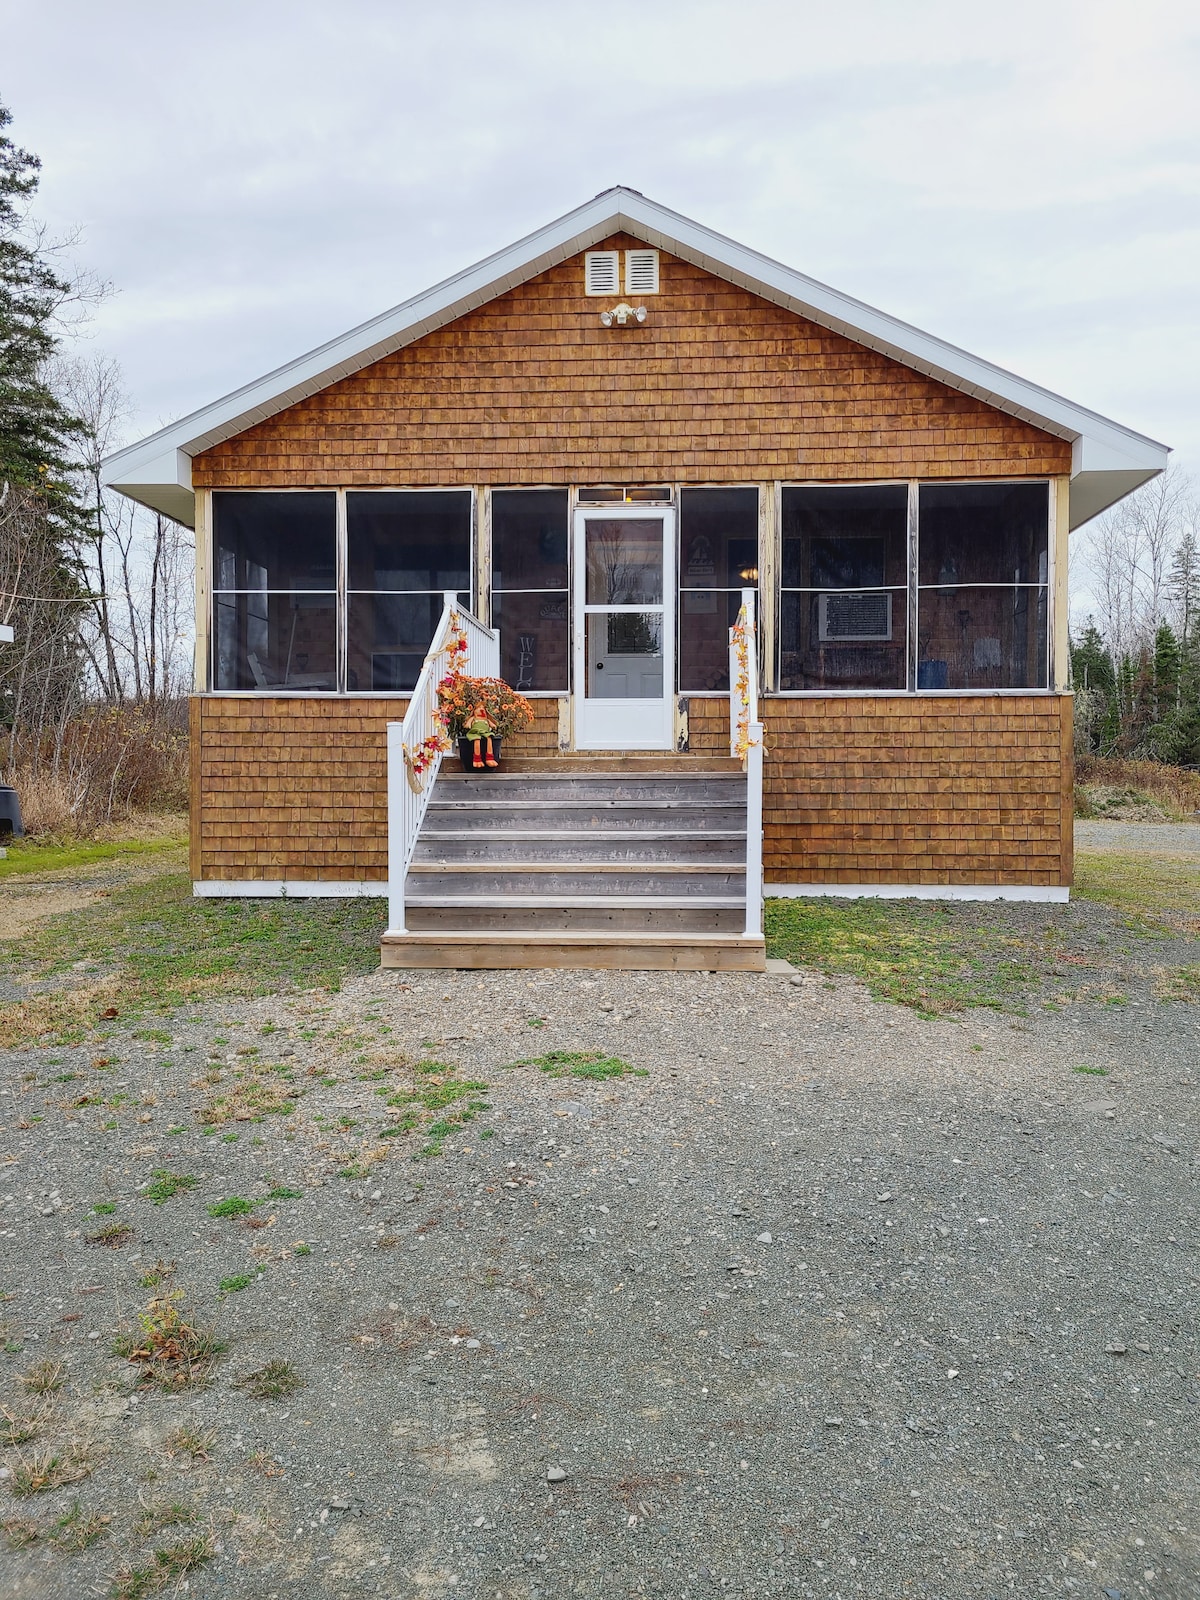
[404,902,748,932]
[406,866,745,897]
[380,930,766,971]
[412,831,746,864]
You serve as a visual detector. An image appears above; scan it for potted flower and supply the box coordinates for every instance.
[437,674,535,772]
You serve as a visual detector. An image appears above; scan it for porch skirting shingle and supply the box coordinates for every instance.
[189,692,1073,894]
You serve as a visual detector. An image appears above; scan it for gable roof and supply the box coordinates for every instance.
[103,186,1168,529]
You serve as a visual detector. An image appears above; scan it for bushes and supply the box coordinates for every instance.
[1076,756,1200,821]
[2,701,188,837]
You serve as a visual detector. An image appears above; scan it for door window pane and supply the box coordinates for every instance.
[585,612,663,699]
[213,593,336,690]
[917,586,1048,689]
[213,492,336,591]
[918,482,1048,587]
[492,591,568,692]
[347,491,471,591]
[584,519,663,605]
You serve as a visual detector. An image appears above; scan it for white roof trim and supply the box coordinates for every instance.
[103,187,1169,529]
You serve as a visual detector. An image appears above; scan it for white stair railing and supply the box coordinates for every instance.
[387,591,500,934]
[729,586,764,938]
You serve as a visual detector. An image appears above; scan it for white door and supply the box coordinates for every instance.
[573,506,675,750]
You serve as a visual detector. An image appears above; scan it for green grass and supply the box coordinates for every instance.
[764,897,1035,1018]
[509,1049,646,1080]
[265,1186,303,1200]
[0,832,185,881]
[207,1196,254,1219]
[0,868,385,1048]
[237,1359,304,1399]
[1075,849,1200,934]
[143,1170,197,1205]
[218,1274,256,1294]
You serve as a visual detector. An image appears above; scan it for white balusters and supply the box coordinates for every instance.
[386,591,499,934]
[730,587,764,938]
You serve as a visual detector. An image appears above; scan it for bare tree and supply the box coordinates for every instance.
[1083,467,1192,662]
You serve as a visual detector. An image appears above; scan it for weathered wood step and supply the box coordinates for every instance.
[404,902,747,932]
[434,774,746,803]
[406,866,745,897]
[412,832,746,864]
[424,803,748,832]
[380,930,767,972]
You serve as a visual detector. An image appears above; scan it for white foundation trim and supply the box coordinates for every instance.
[192,880,387,899]
[766,882,1069,904]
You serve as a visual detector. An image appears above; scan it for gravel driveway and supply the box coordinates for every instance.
[1075,820,1200,857]
[1,944,1197,1598]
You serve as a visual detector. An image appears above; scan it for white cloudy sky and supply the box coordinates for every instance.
[5,0,1199,507]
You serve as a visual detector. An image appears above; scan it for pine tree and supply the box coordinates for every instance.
[1168,529,1200,648]
[1070,620,1121,753]
[0,99,84,520]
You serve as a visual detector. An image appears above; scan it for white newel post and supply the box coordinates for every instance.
[386,722,407,934]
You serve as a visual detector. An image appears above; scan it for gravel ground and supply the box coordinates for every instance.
[0,919,1197,1598]
[1075,821,1200,857]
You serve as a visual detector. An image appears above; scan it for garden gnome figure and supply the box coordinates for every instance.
[464,713,498,769]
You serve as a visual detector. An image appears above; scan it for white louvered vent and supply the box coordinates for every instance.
[625,249,660,295]
[584,251,621,296]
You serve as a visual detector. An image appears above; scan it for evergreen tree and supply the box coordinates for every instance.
[0,98,84,520]
[1168,529,1200,648]
[1143,622,1187,762]
[1070,620,1120,753]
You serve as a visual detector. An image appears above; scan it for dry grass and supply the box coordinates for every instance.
[8,1444,94,1497]
[18,1359,65,1395]
[115,1291,224,1392]
[235,1359,304,1400]
[1076,756,1200,820]
[111,1531,215,1599]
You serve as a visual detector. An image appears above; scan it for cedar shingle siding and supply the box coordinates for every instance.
[192,237,1071,488]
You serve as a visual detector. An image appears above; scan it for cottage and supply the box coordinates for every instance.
[104,188,1168,971]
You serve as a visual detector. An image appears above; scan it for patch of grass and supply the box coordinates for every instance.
[200,1071,297,1126]
[143,1170,197,1205]
[1075,850,1200,935]
[3,1514,41,1547]
[116,1291,224,1391]
[237,1359,304,1399]
[1,1403,51,1446]
[0,833,184,882]
[49,1498,111,1551]
[135,1500,200,1537]
[218,1274,255,1294]
[510,1049,646,1081]
[86,1221,133,1248]
[1156,963,1200,1002]
[91,1200,118,1215]
[9,1446,93,1496]
[165,1426,215,1463]
[19,1359,64,1395]
[132,1029,173,1044]
[112,1533,215,1599]
[764,897,1035,1017]
[207,1195,255,1218]
[139,1260,176,1289]
[1072,1064,1109,1076]
[293,1243,312,1257]
[265,1185,303,1200]
[0,866,383,1048]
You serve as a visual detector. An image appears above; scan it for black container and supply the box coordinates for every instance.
[0,784,23,838]
[457,736,502,772]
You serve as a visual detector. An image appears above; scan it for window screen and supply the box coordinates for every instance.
[346,491,471,692]
[490,489,569,691]
[678,488,759,693]
[211,492,337,691]
[779,485,908,690]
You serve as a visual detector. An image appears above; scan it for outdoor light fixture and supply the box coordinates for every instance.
[600,303,648,327]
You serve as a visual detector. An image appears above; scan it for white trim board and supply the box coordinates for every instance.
[192,880,387,899]
[766,883,1069,904]
[103,187,1168,530]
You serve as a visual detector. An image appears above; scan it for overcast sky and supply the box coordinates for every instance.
[4,0,1199,518]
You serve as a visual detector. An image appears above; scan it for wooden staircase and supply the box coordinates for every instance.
[380,756,766,971]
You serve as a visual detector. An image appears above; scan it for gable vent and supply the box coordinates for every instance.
[625,249,660,295]
[584,251,620,295]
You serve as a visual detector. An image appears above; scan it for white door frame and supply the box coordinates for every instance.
[572,504,675,751]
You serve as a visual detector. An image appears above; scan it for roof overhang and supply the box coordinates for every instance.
[104,187,1169,531]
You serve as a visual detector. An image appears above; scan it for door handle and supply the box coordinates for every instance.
[595,662,604,669]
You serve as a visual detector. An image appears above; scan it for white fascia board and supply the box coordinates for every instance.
[103,185,1169,530]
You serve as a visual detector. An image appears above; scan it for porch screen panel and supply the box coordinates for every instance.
[916,483,1049,689]
[211,491,337,691]
[346,491,471,692]
[779,485,908,691]
[678,488,759,692]
[490,489,569,691]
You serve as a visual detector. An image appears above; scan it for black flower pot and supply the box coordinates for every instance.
[457,736,502,772]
